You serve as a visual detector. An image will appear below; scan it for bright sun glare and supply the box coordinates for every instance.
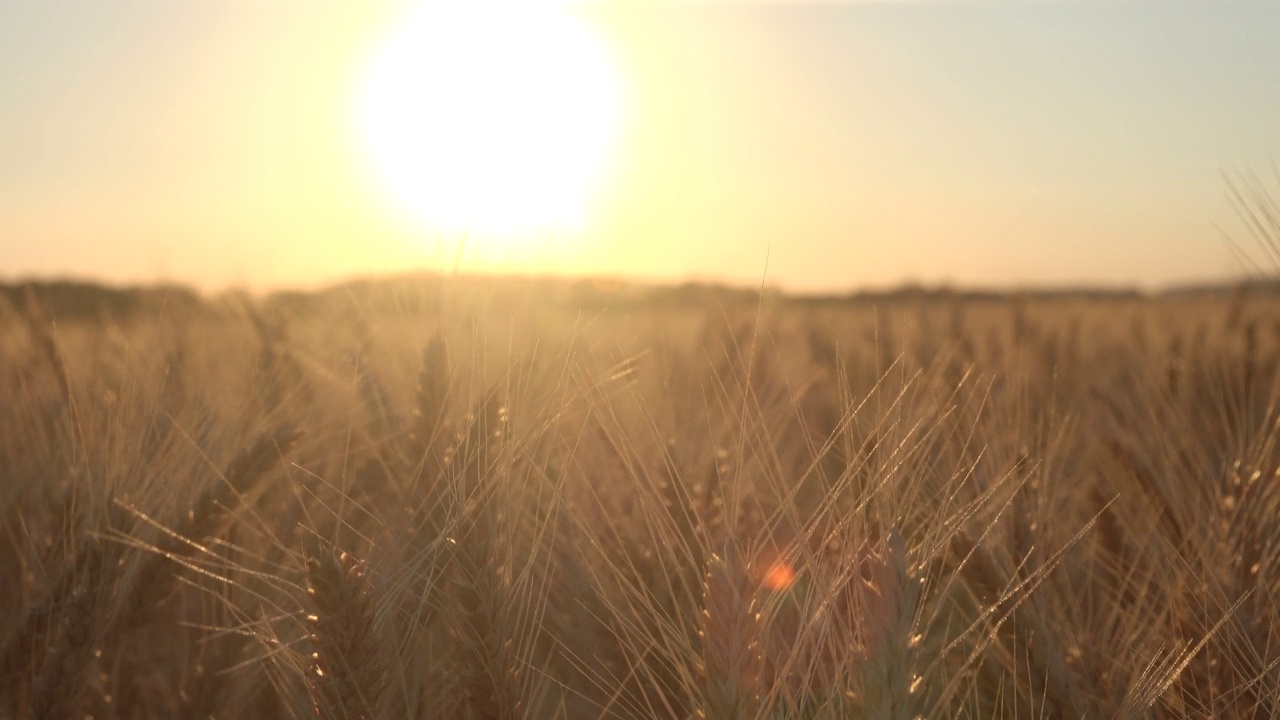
[356,2,624,244]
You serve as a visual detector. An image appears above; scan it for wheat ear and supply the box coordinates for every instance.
[857,528,922,720]
[28,541,104,720]
[115,425,303,630]
[305,547,385,720]
[697,543,763,720]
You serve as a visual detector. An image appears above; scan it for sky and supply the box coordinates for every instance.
[2,0,1279,293]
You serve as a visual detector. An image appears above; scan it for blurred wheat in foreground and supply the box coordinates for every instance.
[3,278,1280,719]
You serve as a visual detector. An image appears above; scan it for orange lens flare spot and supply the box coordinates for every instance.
[762,561,797,591]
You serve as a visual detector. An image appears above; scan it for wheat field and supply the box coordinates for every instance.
[2,277,1279,719]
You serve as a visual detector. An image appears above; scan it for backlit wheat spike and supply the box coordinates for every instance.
[440,392,524,720]
[115,425,303,631]
[29,541,104,720]
[414,333,451,453]
[1009,496,1101,720]
[657,441,703,563]
[857,528,922,720]
[187,424,305,542]
[0,488,101,701]
[353,333,400,444]
[697,544,763,720]
[246,303,307,416]
[0,553,81,695]
[305,547,385,720]
[450,551,512,720]
[449,390,506,503]
[407,334,453,540]
[447,514,524,720]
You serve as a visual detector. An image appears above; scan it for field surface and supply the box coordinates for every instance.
[2,278,1280,719]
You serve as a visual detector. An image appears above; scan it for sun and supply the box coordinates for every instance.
[355,1,624,243]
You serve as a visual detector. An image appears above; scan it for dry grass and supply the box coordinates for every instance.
[2,277,1280,719]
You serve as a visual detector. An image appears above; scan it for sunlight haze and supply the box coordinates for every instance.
[2,0,1277,292]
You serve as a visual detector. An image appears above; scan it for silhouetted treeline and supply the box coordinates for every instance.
[0,281,203,323]
[2,274,1275,323]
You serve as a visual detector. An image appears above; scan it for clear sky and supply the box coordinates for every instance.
[2,0,1278,293]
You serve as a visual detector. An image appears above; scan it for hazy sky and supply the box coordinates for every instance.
[2,0,1278,292]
